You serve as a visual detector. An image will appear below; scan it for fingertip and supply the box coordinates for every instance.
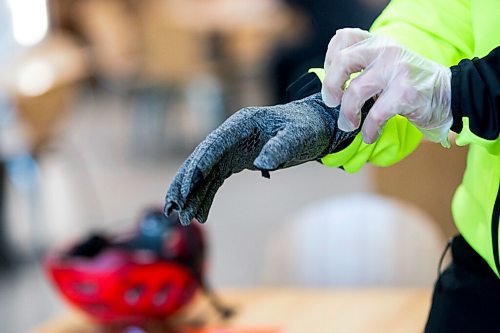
[253,154,275,172]
[361,131,375,144]
[195,212,207,225]
[321,86,340,108]
[441,138,451,149]
[361,123,381,144]
[179,212,192,226]
[163,202,171,216]
[253,145,280,171]
[164,201,179,216]
[337,112,357,132]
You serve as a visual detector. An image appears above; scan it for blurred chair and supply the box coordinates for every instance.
[260,193,447,287]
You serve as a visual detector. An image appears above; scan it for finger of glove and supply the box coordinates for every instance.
[164,155,193,216]
[323,29,373,107]
[179,172,224,225]
[323,36,382,108]
[178,167,221,225]
[338,65,383,132]
[178,176,213,225]
[361,87,399,144]
[253,128,300,171]
[180,123,245,202]
[194,176,225,224]
[324,28,372,71]
[323,48,371,108]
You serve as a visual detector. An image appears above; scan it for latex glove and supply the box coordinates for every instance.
[165,92,373,225]
[321,28,452,147]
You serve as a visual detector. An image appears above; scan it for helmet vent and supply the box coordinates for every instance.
[124,285,145,305]
[152,283,173,307]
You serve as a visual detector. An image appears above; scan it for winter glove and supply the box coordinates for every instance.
[321,28,453,147]
[165,92,373,225]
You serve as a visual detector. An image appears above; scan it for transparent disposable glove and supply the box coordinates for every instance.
[321,28,453,147]
[165,93,373,225]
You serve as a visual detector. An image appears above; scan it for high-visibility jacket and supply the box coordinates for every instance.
[316,0,500,276]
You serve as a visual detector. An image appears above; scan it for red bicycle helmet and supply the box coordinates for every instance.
[44,207,231,324]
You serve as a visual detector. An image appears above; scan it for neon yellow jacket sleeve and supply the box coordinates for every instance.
[456,120,500,155]
[320,0,474,172]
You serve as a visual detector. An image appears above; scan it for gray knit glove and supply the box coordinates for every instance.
[165,92,372,225]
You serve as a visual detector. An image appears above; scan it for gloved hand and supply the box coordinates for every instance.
[321,28,453,147]
[165,92,373,225]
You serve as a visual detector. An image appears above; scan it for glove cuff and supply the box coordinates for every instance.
[426,67,453,148]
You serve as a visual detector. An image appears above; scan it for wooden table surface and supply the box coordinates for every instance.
[29,288,432,333]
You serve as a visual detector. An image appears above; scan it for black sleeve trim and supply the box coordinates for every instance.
[450,64,464,133]
[449,46,500,140]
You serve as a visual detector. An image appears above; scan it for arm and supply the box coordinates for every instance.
[451,46,500,154]
[320,0,474,172]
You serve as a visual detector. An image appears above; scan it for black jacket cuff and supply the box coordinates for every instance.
[450,63,464,133]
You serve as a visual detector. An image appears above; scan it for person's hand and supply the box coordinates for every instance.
[165,93,373,225]
[321,28,453,147]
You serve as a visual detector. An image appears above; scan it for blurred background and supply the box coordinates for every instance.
[0,0,468,332]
